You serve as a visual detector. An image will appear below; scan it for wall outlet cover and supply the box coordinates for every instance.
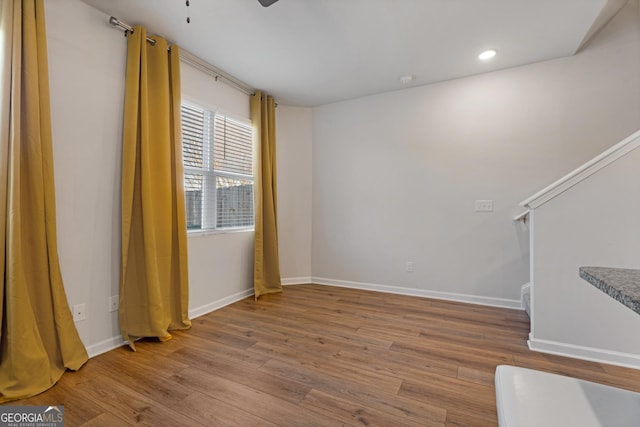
[73,303,86,322]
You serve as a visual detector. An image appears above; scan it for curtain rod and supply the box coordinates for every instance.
[109,16,156,45]
[108,16,256,97]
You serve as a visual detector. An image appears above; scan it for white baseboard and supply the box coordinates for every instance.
[85,288,254,359]
[86,335,126,358]
[189,288,254,319]
[311,276,523,310]
[528,336,640,370]
[282,276,312,285]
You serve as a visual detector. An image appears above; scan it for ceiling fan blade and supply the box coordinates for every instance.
[258,0,279,7]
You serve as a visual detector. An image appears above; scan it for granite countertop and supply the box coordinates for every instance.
[579,266,640,316]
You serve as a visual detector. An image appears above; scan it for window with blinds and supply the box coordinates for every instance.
[181,103,254,231]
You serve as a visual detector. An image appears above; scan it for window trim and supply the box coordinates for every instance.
[181,101,255,233]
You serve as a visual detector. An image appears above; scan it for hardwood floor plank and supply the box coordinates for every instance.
[222,313,391,357]
[355,325,422,342]
[183,320,258,349]
[390,339,515,369]
[171,335,269,369]
[88,362,194,407]
[404,313,527,340]
[417,327,531,360]
[602,363,640,384]
[300,389,435,427]
[399,378,496,420]
[259,357,447,425]
[445,409,498,427]
[72,373,203,426]
[313,303,407,325]
[332,347,459,380]
[11,381,103,426]
[80,412,133,427]
[457,366,496,387]
[513,352,640,392]
[128,336,186,356]
[8,284,640,426]
[102,346,191,379]
[248,341,403,394]
[223,317,394,353]
[169,391,279,427]
[172,343,312,404]
[171,367,341,426]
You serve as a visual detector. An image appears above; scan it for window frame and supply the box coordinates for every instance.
[181,101,255,234]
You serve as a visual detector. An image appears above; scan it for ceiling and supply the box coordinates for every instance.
[81,0,628,107]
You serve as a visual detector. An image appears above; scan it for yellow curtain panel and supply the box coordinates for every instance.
[120,26,191,350]
[251,91,282,299]
[0,0,88,403]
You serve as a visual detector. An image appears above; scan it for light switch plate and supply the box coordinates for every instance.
[475,200,494,212]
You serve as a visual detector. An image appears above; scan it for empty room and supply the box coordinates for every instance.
[2,0,640,425]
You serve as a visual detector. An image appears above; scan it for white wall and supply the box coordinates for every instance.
[531,142,640,367]
[276,106,313,283]
[311,0,640,305]
[44,0,280,355]
[180,63,256,319]
[46,0,126,354]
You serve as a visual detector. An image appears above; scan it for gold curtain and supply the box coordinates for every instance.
[0,0,88,402]
[120,26,191,350]
[251,91,282,299]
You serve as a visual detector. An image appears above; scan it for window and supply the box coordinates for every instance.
[181,103,254,231]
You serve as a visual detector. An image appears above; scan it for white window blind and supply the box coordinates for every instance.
[181,103,254,231]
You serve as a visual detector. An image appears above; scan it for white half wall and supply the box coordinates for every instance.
[310,0,640,304]
[530,145,640,365]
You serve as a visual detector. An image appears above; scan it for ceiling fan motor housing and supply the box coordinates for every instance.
[258,0,279,7]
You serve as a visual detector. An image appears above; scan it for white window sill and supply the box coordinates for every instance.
[187,227,254,238]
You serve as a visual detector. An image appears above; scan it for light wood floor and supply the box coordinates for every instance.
[11,284,640,426]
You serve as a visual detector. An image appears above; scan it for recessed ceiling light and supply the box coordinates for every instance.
[478,49,497,61]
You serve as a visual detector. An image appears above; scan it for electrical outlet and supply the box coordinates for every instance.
[475,200,494,212]
[73,303,86,322]
[109,295,119,312]
[405,261,414,272]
